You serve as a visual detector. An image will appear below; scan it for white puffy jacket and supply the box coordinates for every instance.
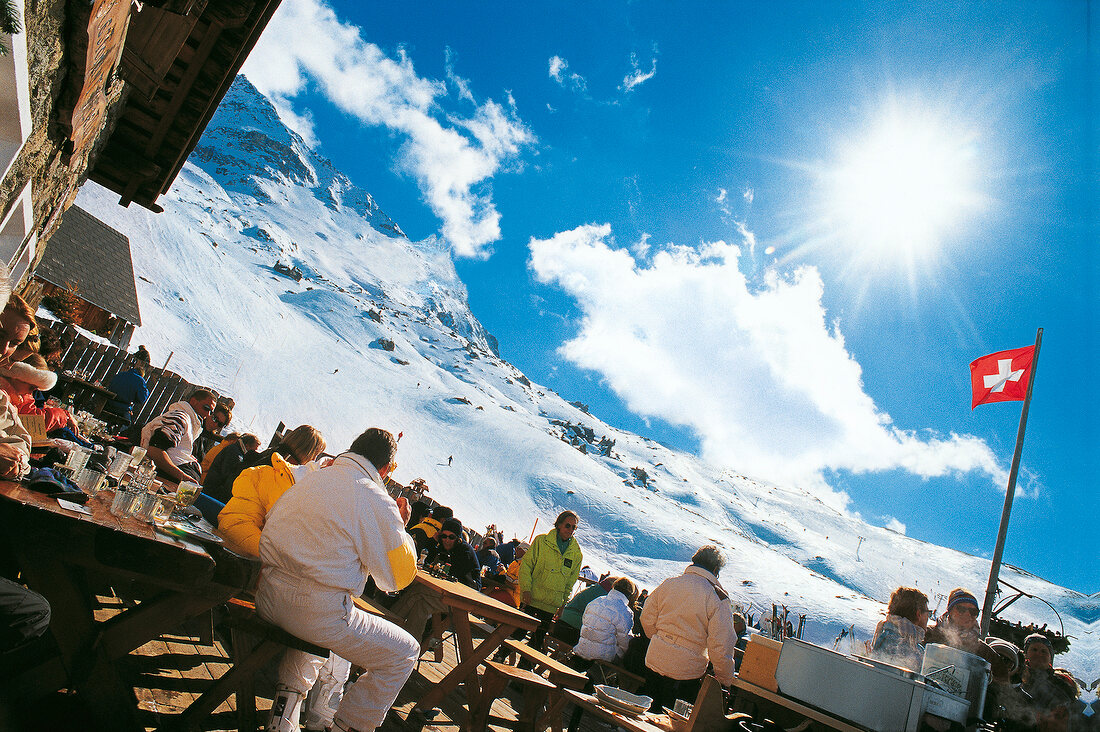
[574,589,634,662]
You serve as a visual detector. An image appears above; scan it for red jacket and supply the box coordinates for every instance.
[9,392,70,431]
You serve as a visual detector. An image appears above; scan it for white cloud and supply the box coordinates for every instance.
[444,47,475,104]
[548,55,587,92]
[274,103,319,148]
[716,187,731,217]
[743,188,755,205]
[885,518,907,534]
[528,224,1007,509]
[549,55,567,82]
[621,53,657,92]
[243,0,533,258]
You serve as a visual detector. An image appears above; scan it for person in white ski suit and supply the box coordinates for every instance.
[257,428,419,732]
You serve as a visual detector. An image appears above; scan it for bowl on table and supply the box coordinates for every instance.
[593,685,652,717]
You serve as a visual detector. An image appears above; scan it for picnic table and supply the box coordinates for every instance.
[561,689,669,732]
[729,676,865,732]
[0,480,257,731]
[55,372,118,416]
[411,572,540,712]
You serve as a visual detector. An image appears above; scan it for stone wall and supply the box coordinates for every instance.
[0,0,129,288]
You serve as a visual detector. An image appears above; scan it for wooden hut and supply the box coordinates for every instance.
[21,205,141,348]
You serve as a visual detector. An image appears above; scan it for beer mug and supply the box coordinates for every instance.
[175,481,201,508]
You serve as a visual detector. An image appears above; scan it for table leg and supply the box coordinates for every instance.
[18,554,145,732]
[417,622,516,711]
[451,611,480,704]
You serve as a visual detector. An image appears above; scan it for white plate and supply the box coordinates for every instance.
[160,519,223,543]
[594,685,651,716]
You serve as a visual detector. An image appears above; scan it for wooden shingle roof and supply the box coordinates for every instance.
[89,0,283,212]
[35,206,142,326]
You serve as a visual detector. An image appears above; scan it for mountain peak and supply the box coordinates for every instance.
[191,76,404,238]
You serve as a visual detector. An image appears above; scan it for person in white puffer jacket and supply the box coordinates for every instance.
[574,577,639,663]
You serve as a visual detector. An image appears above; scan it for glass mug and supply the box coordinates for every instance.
[175,481,201,508]
[110,489,137,517]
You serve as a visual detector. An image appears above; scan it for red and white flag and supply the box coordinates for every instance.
[969,346,1036,409]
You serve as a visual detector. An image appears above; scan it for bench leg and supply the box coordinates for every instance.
[169,639,282,731]
[467,665,509,732]
[535,691,569,732]
[516,686,550,732]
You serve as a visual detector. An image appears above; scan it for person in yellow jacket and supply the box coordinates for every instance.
[217,425,348,732]
[217,425,326,557]
[519,511,583,649]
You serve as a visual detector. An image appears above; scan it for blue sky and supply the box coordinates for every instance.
[243,0,1097,593]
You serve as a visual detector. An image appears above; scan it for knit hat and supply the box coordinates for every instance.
[986,638,1020,675]
[0,361,57,390]
[1022,632,1054,655]
[946,588,979,614]
[440,517,463,536]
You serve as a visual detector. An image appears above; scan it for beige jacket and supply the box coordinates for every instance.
[641,565,738,685]
[0,390,31,477]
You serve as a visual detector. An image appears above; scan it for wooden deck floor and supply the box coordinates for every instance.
[101,598,608,732]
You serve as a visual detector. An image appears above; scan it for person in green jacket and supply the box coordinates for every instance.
[519,510,583,649]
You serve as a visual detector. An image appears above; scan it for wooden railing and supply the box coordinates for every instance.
[46,320,205,425]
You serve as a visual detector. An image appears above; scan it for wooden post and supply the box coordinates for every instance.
[980,327,1042,636]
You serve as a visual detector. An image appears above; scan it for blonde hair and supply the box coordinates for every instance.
[280,424,325,464]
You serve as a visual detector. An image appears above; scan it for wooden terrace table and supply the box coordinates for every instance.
[561,689,670,732]
[412,572,540,712]
[729,677,865,732]
[56,373,118,415]
[0,481,257,731]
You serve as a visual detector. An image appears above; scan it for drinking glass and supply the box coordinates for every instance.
[130,445,147,463]
[130,491,162,522]
[65,447,91,472]
[107,452,133,479]
[175,481,201,508]
[150,494,177,523]
[77,469,106,495]
[110,489,137,517]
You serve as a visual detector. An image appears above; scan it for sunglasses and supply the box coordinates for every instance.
[438,533,457,541]
[956,606,979,617]
[560,523,577,529]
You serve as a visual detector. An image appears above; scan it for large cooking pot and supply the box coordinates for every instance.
[921,644,990,721]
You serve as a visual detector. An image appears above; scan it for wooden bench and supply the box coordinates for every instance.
[501,639,588,690]
[470,661,558,732]
[166,597,329,732]
[489,639,590,732]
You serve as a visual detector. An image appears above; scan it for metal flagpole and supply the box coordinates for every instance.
[980,327,1043,636]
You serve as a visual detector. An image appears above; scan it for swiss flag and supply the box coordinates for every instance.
[970,346,1036,409]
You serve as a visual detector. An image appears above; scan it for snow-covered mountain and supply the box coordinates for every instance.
[75,76,1096,684]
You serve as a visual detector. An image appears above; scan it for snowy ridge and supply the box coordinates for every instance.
[76,76,1096,683]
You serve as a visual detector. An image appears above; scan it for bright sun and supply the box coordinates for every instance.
[826,105,981,265]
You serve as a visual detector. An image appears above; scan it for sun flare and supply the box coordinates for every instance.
[825,106,981,264]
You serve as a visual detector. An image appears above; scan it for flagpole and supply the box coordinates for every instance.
[980,327,1043,636]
